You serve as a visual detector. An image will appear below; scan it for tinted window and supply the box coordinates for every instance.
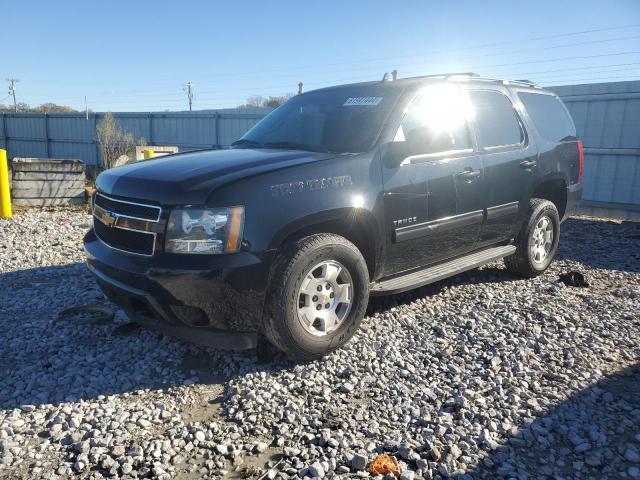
[237,86,401,153]
[518,92,576,142]
[470,90,524,148]
[397,84,472,156]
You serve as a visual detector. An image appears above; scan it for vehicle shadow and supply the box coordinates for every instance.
[0,262,291,411]
[557,217,640,273]
[367,264,520,316]
[464,362,640,479]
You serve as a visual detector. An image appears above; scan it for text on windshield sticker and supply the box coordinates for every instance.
[343,97,383,106]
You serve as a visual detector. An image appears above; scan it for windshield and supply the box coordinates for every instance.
[234,85,401,153]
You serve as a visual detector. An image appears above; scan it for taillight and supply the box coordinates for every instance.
[577,140,584,182]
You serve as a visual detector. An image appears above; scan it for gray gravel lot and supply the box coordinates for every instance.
[1,208,639,480]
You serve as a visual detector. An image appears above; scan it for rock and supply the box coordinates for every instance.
[309,462,325,478]
[400,470,416,480]
[626,446,640,463]
[449,445,462,460]
[0,211,638,480]
[429,446,442,462]
[215,444,228,455]
[255,441,268,453]
[284,447,300,457]
[351,453,368,470]
[628,466,640,480]
[136,418,151,428]
[340,383,354,393]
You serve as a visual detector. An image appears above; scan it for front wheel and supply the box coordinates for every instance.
[505,198,560,278]
[262,234,369,361]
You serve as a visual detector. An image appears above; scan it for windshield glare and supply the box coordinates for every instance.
[236,86,400,153]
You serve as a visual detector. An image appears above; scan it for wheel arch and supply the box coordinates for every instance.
[531,175,568,220]
[268,208,381,280]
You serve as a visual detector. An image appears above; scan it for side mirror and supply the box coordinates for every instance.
[383,141,411,168]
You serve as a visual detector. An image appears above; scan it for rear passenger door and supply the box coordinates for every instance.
[466,88,540,245]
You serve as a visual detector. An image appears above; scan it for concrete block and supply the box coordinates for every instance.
[12,187,85,199]
[12,179,85,191]
[12,158,85,173]
[135,145,179,160]
[13,195,85,207]
[13,171,86,181]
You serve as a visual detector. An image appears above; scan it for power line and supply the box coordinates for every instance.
[21,48,640,105]
[18,23,640,88]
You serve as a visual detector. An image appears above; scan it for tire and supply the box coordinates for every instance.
[262,234,369,361]
[504,198,560,278]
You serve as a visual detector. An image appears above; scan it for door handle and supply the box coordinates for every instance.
[520,159,537,169]
[456,169,481,181]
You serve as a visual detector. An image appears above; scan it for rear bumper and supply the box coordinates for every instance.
[84,229,275,350]
[565,183,583,221]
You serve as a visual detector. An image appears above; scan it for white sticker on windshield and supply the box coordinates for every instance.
[343,96,383,106]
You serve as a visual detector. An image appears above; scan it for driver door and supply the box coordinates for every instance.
[381,84,485,276]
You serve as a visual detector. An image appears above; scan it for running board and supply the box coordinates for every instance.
[371,245,516,295]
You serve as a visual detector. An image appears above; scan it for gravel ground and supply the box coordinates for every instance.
[1,208,639,480]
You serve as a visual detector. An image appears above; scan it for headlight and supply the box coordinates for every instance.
[165,206,244,254]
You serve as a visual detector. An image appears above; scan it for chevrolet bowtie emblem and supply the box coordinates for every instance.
[95,205,118,227]
[103,210,118,227]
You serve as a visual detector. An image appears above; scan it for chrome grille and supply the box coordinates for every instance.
[94,193,161,221]
[92,193,162,256]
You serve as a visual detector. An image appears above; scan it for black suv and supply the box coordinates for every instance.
[85,73,583,361]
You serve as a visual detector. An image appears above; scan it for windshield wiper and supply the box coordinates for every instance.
[261,141,325,153]
[231,138,262,148]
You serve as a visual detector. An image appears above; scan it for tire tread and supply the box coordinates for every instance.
[262,233,367,361]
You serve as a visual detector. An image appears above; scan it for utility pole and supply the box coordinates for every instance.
[84,95,89,120]
[6,79,19,112]
[184,81,194,111]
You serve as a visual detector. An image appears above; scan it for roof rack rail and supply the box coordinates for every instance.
[406,72,480,80]
[398,73,543,88]
[509,79,542,88]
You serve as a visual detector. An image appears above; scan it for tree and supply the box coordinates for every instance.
[238,95,265,109]
[32,103,77,113]
[262,93,294,108]
[237,92,294,109]
[0,102,77,113]
[96,113,136,170]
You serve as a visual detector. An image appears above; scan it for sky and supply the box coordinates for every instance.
[2,0,640,112]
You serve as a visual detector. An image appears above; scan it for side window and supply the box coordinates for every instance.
[518,92,576,142]
[469,90,524,148]
[397,84,472,156]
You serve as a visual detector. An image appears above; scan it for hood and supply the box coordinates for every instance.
[96,148,335,205]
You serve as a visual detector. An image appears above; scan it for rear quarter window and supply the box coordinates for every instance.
[518,92,576,143]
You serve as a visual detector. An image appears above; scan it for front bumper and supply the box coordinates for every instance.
[84,229,275,350]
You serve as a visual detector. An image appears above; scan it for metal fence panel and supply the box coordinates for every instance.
[0,108,271,167]
[549,81,640,211]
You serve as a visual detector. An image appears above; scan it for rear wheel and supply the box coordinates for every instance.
[262,234,369,361]
[505,198,560,277]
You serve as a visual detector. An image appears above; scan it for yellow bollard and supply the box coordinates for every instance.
[143,149,155,159]
[0,149,11,219]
